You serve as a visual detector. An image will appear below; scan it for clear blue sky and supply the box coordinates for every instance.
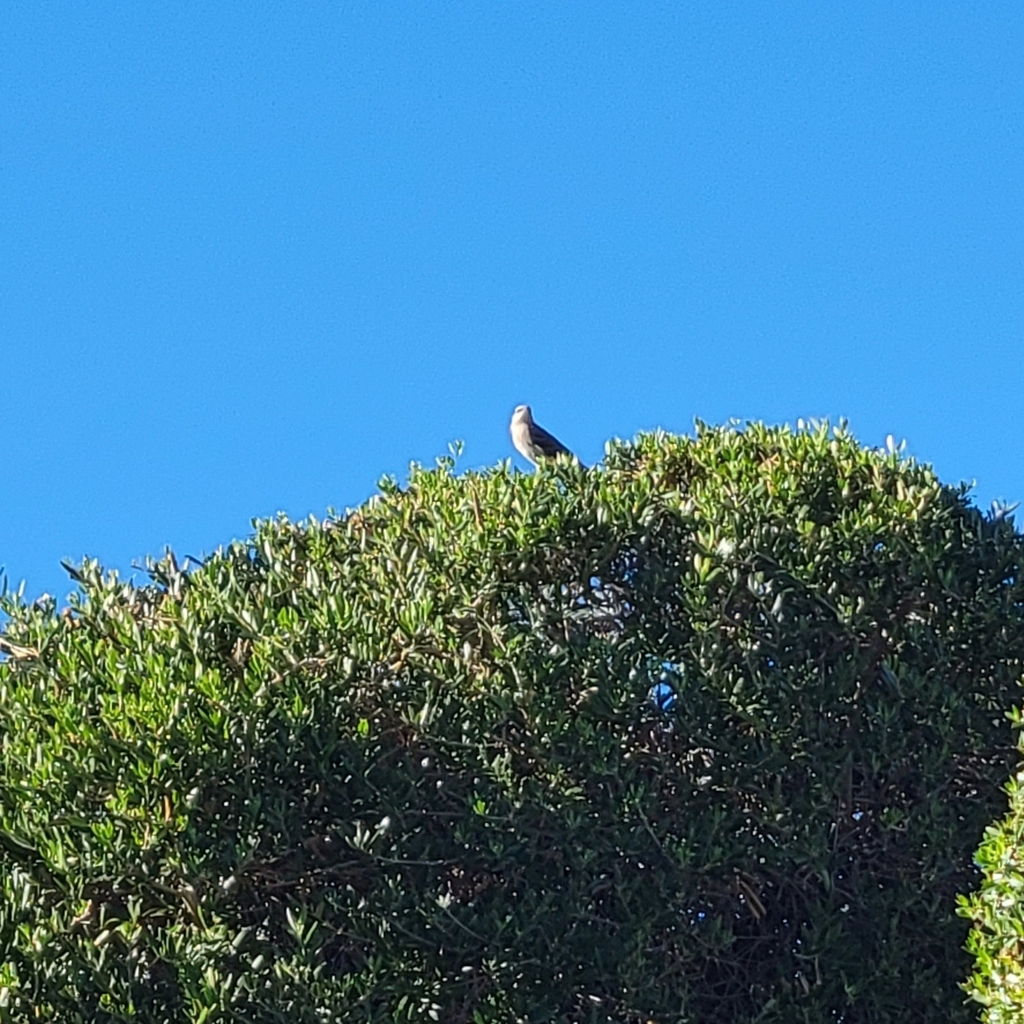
[3,4,1022,602]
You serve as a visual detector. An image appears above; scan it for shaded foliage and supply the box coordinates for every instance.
[1,422,1023,1022]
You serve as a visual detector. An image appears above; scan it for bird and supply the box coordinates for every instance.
[510,405,580,468]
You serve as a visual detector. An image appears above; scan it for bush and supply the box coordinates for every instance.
[1,422,1023,1023]
[959,725,1024,1023]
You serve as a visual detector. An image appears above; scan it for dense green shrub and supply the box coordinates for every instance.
[959,726,1024,1023]
[2,422,1024,1023]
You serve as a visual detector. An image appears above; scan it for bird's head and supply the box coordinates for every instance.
[512,404,533,423]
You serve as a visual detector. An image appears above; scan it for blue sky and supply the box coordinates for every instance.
[2,3,1022,602]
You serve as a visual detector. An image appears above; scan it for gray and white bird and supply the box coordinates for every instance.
[510,405,579,467]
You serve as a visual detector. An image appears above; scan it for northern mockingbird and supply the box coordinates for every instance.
[510,405,580,467]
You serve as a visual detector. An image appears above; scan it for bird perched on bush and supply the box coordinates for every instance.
[510,405,581,468]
